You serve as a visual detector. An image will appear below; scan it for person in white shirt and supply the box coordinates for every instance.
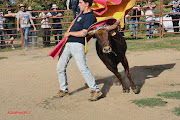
[39,8,52,47]
[143,0,156,39]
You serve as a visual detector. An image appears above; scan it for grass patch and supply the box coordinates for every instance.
[157,91,180,100]
[170,83,180,86]
[0,57,8,60]
[172,107,180,116]
[131,98,167,108]
[126,37,180,51]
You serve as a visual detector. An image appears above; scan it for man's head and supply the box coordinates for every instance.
[19,4,25,12]
[52,4,58,11]
[7,9,12,14]
[79,0,93,12]
[148,0,151,6]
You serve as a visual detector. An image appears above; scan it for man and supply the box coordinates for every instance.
[51,4,63,44]
[168,0,180,32]
[4,9,17,49]
[67,0,80,19]
[56,0,102,101]
[143,0,156,39]
[27,7,38,47]
[0,10,5,49]
[16,4,36,49]
[129,4,144,39]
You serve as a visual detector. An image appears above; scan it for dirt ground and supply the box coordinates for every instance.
[0,39,180,120]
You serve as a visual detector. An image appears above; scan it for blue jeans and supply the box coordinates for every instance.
[72,0,80,19]
[29,27,37,45]
[145,20,155,38]
[0,30,5,49]
[22,27,30,48]
[56,43,100,92]
[129,19,139,36]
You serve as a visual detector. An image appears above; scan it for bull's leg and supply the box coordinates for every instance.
[105,65,129,93]
[121,56,140,94]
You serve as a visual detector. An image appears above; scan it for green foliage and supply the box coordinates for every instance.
[172,107,180,116]
[131,98,168,108]
[157,91,180,100]
[0,57,8,60]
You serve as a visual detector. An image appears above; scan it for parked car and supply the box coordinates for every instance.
[154,14,180,33]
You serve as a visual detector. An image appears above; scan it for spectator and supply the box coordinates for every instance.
[168,0,180,32]
[143,0,156,39]
[0,10,5,49]
[16,4,36,49]
[51,4,63,45]
[4,9,16,49]
[67,0,80,19]
[129,4,144,39]
[39,8,52,47]
[27,7,38,47]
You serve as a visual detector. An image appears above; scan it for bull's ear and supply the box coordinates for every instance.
[110,28,118,36]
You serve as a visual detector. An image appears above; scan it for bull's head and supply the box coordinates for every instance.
[86,20,120,54]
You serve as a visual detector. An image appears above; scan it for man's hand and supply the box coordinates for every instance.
[64,32,71,38]
[34,27,36,31]
[17,27,20,31]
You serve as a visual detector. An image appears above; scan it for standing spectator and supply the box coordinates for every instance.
[27,7,38,47]
[129,4,144,39]
[168,0,180,32]
[51,4,63,45]
[39,8,52,47]
[16,4,36,49]
[67,0,80,19]
[4,9,16,49]
[143,0,156,39]
[0,10,5,49]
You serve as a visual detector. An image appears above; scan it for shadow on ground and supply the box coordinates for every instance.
[70,63,176,98]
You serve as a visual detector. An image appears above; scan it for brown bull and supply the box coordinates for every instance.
[87,20,139,94]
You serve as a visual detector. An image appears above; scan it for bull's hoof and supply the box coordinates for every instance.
[123,89,130,93]
[114,82,121,86]
[132,86,140,94]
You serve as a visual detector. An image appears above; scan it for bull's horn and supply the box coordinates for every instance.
[86,29,96,37]
[106,20,120,31]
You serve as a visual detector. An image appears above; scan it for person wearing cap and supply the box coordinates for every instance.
[4,9,17,49]
[56,0,102,101]
[16,4,36,49]
[66,0,80,19]
[27,6,38,47]
[51,4,63,45]
[39,8,52,47]
[0,10,6,49]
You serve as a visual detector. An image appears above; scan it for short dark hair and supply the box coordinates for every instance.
[83,0,93,6]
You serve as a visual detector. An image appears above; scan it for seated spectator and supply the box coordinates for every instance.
[39,8,52,47]
[66,0,80,19]
[51,4,63,45]
[16,4,36,50]
[27,7,38,47]
[0,10,5,49]
[168,0,180,32]
[4,9,17,49]
[129,3,144,39]
[143,0,156,39]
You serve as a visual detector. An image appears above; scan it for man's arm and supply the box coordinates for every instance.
[30,18,36,31]
[17,18,20,31]
[64,29,87,38]
[66,0,70,10]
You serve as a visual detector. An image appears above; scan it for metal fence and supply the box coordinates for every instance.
[0,0,180,49]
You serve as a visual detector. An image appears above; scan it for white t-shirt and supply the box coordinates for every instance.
[39,12,52,28]
[16,11,32,28]
[145,8,155,21]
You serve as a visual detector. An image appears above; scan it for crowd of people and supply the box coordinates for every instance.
[0,0,180,49]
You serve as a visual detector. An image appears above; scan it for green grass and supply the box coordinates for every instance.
[0,57,8,60]
[170,83,180,86]
[126,37,180,51]
[172,107,180,116]
[131,98,168,108]
[157,91,180,100]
